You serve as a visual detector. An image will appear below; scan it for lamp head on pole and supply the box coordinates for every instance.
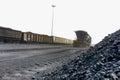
[52,5,56,7]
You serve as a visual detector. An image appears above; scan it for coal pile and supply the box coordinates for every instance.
[43,29,120,80]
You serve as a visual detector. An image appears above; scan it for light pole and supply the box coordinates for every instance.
[51,5,56,43]
[51,5,56,37]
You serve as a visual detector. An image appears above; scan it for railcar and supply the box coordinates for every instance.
[52,36,63,44]
[42,35,51,43]
[33,33,38,43]
[0,26,21,43]
[73,30,91,47]
[21,32,52,44]
[21,32,34,43]
[66,39,73,45]
[52,36,73,45]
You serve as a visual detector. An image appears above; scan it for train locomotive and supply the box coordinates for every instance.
[73,30,91,47]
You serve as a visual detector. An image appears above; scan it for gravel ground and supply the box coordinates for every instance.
[0,43,69,51]
[44,29,120,80]
[0,44,86,80]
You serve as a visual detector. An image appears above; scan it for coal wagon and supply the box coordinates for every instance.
[52,36,73,45]
[21,32,52,44]
[0,26,22,43]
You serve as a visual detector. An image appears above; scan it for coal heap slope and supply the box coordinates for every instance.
[44,29,120,80]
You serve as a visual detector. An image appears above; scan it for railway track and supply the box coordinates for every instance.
[0,46,64,52]
[0,46,73,62]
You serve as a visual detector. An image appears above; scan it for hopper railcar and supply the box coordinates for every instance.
[21,32,53,44]
[52,36,73,45]
[0,26,22,43]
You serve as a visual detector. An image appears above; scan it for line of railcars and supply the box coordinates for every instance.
[0,26,73,45]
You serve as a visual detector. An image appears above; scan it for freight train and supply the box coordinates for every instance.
[73,30,91,47]
[0,26,73,45]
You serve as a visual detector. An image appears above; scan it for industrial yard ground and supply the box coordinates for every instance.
[0,43,87,80]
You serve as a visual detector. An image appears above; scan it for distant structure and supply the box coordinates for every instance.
[73,30,91,47]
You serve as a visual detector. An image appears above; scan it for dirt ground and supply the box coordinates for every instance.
[0,44,86,80]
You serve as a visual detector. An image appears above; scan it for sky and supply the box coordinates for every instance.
[0,0,120,44]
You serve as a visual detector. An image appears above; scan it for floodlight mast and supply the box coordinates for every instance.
[51,5,56,43]
[51,5,56,37]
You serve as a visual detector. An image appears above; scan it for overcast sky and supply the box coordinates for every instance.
[0,0,120,44]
